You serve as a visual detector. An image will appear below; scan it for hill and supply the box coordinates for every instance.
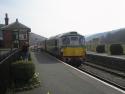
[86,28,125,44]
[29,32,46,45]
[85,32,107,41]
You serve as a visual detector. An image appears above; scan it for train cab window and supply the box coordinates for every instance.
[62,37,70,45]
[71,37,78,41]
[79,37,85,45]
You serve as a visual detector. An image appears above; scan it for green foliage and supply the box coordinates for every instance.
[11,61,35,83]
[110,44,123,55]
[96,45,105,53]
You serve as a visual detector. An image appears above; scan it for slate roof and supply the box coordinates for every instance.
[1,19,31,32]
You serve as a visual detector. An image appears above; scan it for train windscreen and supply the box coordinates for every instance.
[79,36,85,45]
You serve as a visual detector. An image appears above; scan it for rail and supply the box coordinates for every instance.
[79,63,125,90]
[86,53,125,72]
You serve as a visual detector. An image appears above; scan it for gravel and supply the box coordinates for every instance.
[79,63,125,89]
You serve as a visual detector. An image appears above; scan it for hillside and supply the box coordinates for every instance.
[86,28,125,44]
[85,32,107,41]
[29,32,46,45]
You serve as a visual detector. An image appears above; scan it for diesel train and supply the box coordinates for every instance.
[40,31,86,66]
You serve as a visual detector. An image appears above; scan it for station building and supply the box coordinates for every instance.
[0,13,31,48]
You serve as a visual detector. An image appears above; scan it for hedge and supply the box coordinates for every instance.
[11,61,35,84]
[96,45,105,53]
[110,44,123,55]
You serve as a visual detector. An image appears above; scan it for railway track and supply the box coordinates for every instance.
[77,62,125,90]
[83,62,125,78]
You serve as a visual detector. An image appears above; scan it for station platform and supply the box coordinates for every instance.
[87,51,125,60]
[17,51,125,94]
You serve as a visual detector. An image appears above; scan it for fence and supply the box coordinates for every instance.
[0,49,20,94]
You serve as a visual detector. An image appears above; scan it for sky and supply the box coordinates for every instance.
[0,0,125,38]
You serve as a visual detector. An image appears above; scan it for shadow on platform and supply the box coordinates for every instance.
[34,51,60,64]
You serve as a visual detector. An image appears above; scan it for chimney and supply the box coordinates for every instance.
[16,18,18,22]
[5,13,9,25]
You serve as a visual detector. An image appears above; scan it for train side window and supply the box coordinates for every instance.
[55,40,57,46]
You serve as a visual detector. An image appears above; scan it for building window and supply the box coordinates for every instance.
[19,33,27,40]
[13,32,18,40]
[19,29,28,40]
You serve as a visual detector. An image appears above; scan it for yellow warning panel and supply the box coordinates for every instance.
[63,47,85,56]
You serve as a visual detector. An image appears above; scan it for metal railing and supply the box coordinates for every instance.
[0,49,20,94]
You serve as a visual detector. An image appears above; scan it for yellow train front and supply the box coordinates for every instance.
[61,46,86,66]
[60,32,86,66]
[46,31,86,66]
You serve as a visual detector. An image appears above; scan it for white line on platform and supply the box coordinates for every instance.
[56,59,125,94]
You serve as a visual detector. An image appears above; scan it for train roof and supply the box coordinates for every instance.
[48,31,84,40]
